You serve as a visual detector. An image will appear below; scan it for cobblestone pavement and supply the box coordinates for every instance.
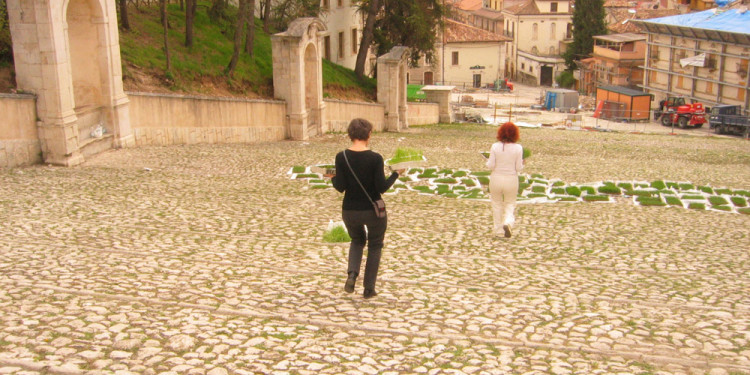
[1,125,749,374]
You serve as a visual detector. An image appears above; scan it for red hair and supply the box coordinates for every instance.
[496,122,520,143]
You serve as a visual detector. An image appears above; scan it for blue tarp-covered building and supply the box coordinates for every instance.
[631,5,750,113]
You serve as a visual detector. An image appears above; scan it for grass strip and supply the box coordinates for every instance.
[323,226,351,242]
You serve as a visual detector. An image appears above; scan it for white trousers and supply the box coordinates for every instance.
[489,174,518,235]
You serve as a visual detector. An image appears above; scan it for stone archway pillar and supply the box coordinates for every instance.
[271,18,327,141]
[7,0,134,166]
[377,46,409,132]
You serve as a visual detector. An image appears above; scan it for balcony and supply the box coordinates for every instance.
[593,45,645,62]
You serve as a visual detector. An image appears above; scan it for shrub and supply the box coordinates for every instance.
[714,188,732,195]
[532,185,547,193]
[636,196,666,206]
[598,185,622,195]
[708,196,729,206]
[665,196,683,206]
[583,195,610,202]
[617,182,633,190]
[556,70,575,88]
[323,226,351,242]
[650,180,667,190]
[699,186,714,194]
[688,202,706,210]
[434,178,458,184]
[739,207,750,215]
[713,206,732,212]
[678,183,695,190]
[565,186,582,197]
[452,170,468,177]
[731,196,748,207]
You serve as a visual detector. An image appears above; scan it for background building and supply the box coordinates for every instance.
[318,0,376,76]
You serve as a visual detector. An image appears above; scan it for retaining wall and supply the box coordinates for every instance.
[0,93,42,168]
[324,99,385,132]
[407,102,440,125]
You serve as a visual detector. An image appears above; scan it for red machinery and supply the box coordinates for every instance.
[654,96,707,128]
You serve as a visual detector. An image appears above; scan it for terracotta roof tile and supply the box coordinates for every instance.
[444,19,513,42]
[606,7,680,32]
[504,0,541,14]
[448,0,484,11]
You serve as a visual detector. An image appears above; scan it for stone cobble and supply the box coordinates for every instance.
[1,125,749,374]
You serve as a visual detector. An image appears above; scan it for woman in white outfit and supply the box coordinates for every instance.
[486,122,524,238]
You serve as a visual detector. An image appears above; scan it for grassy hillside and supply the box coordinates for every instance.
[118,2,376,100]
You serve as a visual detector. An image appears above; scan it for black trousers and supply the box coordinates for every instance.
[342,209,387,291]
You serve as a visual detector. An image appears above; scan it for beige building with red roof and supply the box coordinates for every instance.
[501,0,573,86]
[408,19,511,87]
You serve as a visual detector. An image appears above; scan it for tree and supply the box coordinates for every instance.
[0,0,12,63]
[354,0,446,78]
[160,0,171,72]
[564,0,607,70]
[118,0,131,31]
[226,0,249,77]
[244,0,256,56]
[185,0,197,47]
[209,0,229,22]
[269,0,320,32]
[261,0,272,33]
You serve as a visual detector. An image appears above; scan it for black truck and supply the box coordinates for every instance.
[708,105,750,137]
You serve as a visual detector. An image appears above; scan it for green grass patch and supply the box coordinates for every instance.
[437,169,453,175]
[294,173,319,179]
[658,189,676,195]
[708,196,729,206]
[580,186,596,195]
[739,207,750,215]
[734,190,750,197]
[678,183,695,190]
[666,181,679,189]
[387,148,424,165]
[322,226,351,242]
[460,189,484,199]
[452,171,468,178]
[462,178,477,187]
[418,172,439,179]
[617,182,633,190]
[554,196,579,202]
[527,193,548,198]
[630,190,657,196]
[714,188,732,195]
[408,168,423,174]
[435,185,451,195]
[713,205,732,212]
[518,175,527,183]
[650,180,666,190]
[292,166,305,173]
[407,84,426,101]
[470,171,491,177]
[688,202,706,210]
[433,178,457,184]
[636,196,666,206]
[452,185,466,191]
[730,196,748,207]
[698,186,714,194]
[681,195,705,200]
[398,176,411,182]
[598,185,621,195]
[393,184,408,190]
[550,187,566,195]
[531,185,547,193]
[518,182,530,193]
[565,186,582,197]
[413,186,434,193]
[529,179,548,185]
[523,148,532,159]
[477,177,490,186]
[531,173,545,179]
[583,195,610,202]
[665,196,683,206]
[310,184,329,189]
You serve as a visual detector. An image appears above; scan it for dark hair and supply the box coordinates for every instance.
[497,122,520,143]
[347,118,373,141]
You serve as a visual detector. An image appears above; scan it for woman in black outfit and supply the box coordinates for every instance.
[331,118,402,299]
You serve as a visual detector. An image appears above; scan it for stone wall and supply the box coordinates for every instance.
[127,92,288,146]
[324,99,386,132]
[0,94,42,168]
[407,103,440,125]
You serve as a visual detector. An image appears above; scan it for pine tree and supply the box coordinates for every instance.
[564,0,607,70]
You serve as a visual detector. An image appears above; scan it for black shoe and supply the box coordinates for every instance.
[503,225,512,238]
[363,289,378,299]
[344,275,356,293]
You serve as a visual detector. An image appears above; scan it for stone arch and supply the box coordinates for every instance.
[271,18,327,140]
[7,0,133,166]
[377,46,409,132]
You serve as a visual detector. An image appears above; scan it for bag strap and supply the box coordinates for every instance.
[342,150,377,206]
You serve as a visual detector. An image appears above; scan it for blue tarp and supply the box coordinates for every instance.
[646,7,750,34]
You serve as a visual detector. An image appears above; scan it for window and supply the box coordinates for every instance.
[649,45,659,60]
[337,0,343,6]
[532,23,538,40]
[452,51,459,65]
[738,59,749,78]
[550,23,556,40]
[521,63,526,70]
[338,32,344,59]
[705,53,717,70]
[322,0,329,9]
[324,36,331,60]
[550,2,558,12]
[426,54,433,65]
[351,29,358,54]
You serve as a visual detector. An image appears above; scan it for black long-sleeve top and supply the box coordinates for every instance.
[332,149,399,211]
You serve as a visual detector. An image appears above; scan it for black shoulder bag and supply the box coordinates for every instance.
[343,150,387,218]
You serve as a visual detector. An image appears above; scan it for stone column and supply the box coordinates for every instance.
[421,85,455,123]
[377,46,409,132]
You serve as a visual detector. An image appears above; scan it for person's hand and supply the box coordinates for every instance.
[324,173,335,178]
[395,169,406,175]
